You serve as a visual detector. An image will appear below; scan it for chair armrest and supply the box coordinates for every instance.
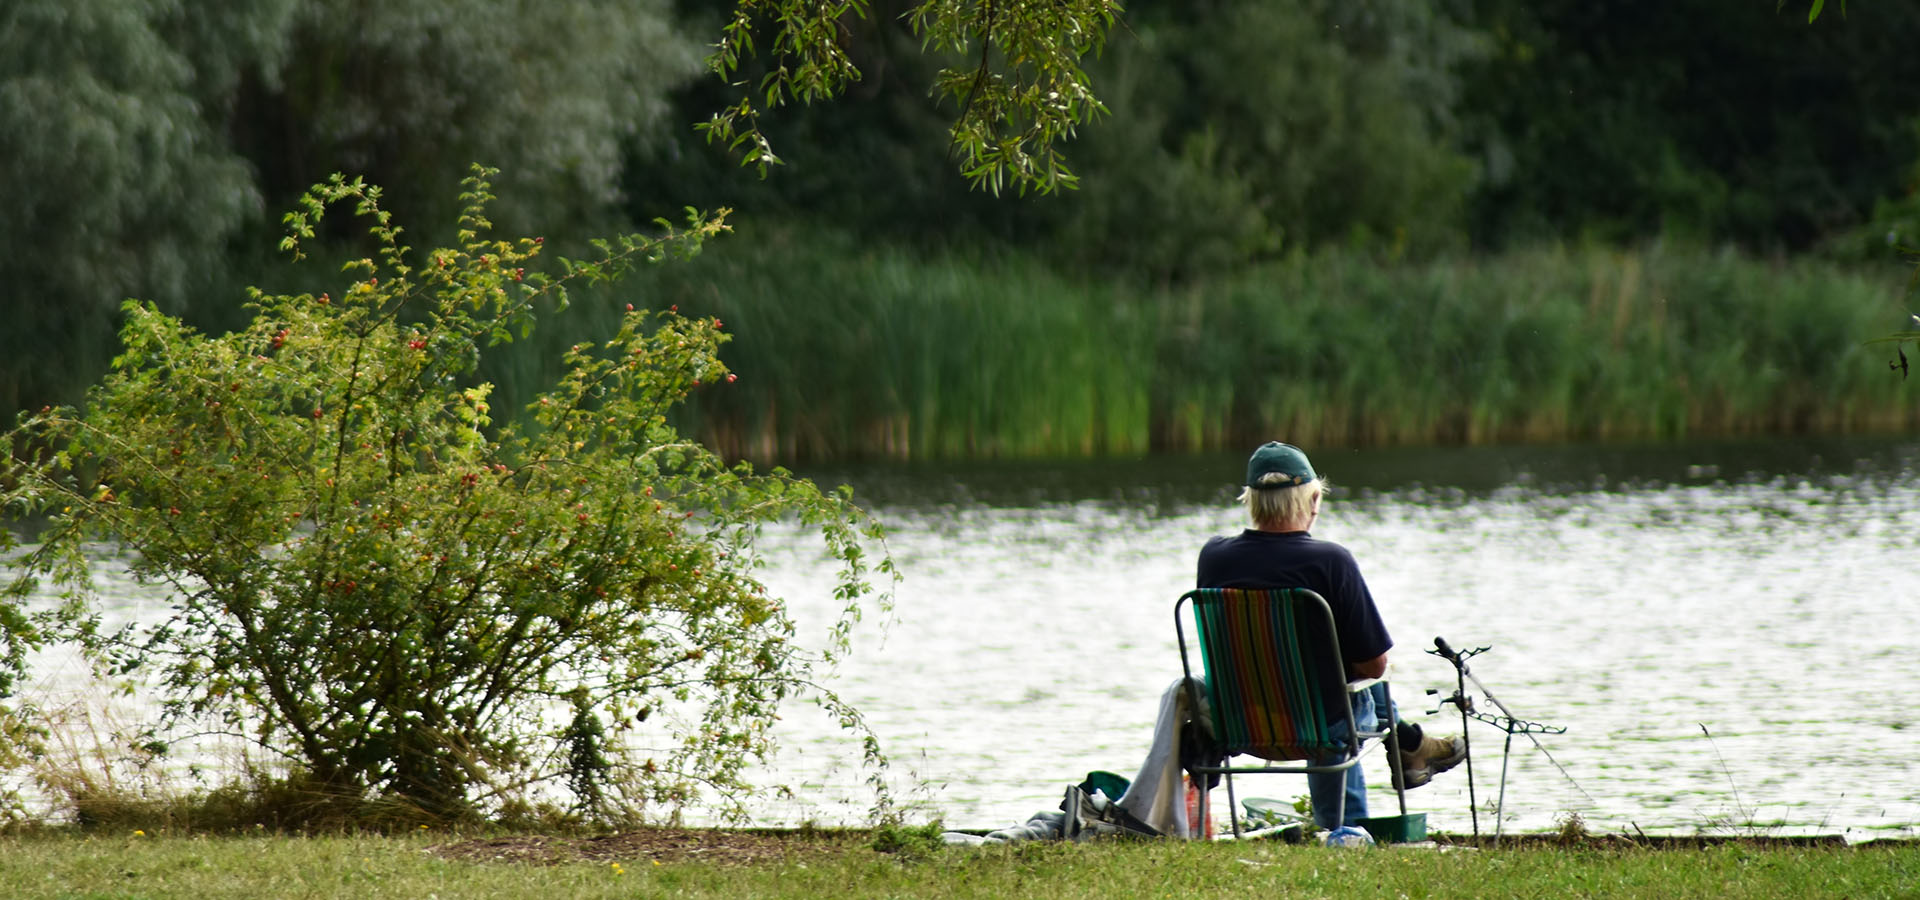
[1345,676,1387,693]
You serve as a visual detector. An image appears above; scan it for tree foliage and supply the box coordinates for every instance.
[1,169,893,821]
[1046,0,1480,277]
[1459,0,1920,251]
[639,0,1480,280]
[1,0,705,417]
[250,0,703,232]
[0,0,288,414]
[9,0,1918,432]
[700,0,1120,195]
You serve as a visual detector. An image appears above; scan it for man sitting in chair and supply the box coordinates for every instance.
[1196,441,1464,845]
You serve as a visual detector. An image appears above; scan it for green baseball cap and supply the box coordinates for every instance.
[1245,441,1317,488]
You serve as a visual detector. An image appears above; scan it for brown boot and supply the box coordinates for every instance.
[1390,734,1467,790]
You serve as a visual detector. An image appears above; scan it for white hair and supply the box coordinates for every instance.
[1237,474,1327,530]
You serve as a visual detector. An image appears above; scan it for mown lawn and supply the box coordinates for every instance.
[4,829,1917,900]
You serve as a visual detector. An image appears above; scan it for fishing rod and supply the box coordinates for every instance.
[1429,636,1593,840]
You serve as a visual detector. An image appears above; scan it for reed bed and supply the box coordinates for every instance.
[492,228,1917,462]
[1153,246,1915,452]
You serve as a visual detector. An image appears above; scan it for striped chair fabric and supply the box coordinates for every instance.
[1174,586,1402,839]
[1183,587,1351,761]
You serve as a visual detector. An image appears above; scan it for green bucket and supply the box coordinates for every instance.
[1357,813,1427,844]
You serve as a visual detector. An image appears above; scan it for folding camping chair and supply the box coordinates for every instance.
[1175,587,1408,838]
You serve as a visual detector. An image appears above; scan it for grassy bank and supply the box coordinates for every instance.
[3,829,1916,899]
[547,228,1918,462]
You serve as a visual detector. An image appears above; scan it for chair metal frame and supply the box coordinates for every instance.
[1175,587,1408,838]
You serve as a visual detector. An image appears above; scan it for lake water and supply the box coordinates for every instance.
[16,435,1920,839]
[748,436,1920,839]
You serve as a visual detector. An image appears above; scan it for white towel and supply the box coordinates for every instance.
[1115,677,1196,838]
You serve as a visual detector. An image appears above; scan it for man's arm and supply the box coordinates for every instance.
[1350,651,1388,681]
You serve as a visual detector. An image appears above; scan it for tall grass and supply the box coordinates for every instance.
[1152,246,1915,451]
[15,225,1909,465]
[566,227,1914,461]
[616,224,1156,460]
[1,688,476,834]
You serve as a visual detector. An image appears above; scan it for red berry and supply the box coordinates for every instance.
[669,304,677,313]
[534,236,544,244]
[625,303,634,312]
[312,409,323,418]
[726,373,737,383]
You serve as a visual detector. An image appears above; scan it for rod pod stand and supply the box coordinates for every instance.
[1429,636,1568,844]
[1428,638,1481,839]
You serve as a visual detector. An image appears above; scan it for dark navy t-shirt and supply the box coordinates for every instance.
[1194,529,1393,673]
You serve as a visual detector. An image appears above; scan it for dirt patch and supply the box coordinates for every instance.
[431,827,868,867]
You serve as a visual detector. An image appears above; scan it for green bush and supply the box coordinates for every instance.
[1,169,893,824]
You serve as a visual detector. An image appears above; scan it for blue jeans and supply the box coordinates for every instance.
[1307,682,1391,829]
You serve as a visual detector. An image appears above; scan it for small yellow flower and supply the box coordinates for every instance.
[132,830,146,837]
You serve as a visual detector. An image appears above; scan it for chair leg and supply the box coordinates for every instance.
[1195,774,1211,840]
[1224,772,1240,838]
[1384,695,1408,817]
[1333,771,1346,834]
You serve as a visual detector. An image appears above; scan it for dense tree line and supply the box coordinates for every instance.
[7,0,1919,423]
[639,0,1920,267]
[3,0,701,415]
[1459,0,1920,253]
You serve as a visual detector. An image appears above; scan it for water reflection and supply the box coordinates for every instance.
[758,436,1920,837]
[12,437,1917,836]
